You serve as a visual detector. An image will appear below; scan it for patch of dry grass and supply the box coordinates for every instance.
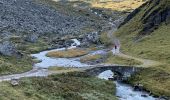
[80,54,102,63]
[87,0,145,11]
[46,48,89,58]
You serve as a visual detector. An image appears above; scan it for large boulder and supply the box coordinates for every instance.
[0,41,17,56]
[82,32,100,44]
[24,33,38,43]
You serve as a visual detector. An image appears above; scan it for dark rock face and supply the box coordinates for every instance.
[0,0,101,39]
[120,0,170,36]
[140,0,170,35]
[119,2,147,27]
[0,41,17,56]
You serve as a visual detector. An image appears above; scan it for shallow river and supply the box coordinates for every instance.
[31,39,159,100]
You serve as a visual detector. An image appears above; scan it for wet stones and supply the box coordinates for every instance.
[133,83,144,91]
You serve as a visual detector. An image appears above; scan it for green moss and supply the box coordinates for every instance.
[0,72,117,100]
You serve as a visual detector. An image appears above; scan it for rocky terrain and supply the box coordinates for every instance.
[0,0,110,56]
[0,0,104,36]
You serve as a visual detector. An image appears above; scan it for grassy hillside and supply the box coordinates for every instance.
[0,72,117,100]
[115,0,170,97]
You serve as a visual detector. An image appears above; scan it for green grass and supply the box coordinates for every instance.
[0,72,118,100]
[0,37,49,75]
[80,54,102,63]
[115,17,170,98]
[99,32,113,47]
[128,66,170,97]
[105,52,142,66]
[17,37,49,54]
[0,56,32,75]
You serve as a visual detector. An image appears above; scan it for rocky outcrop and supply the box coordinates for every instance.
[140,4,170,35]
[0,41,17,56]
[120,0,170,36]
[80,32,100,46]
[24,33,39,43]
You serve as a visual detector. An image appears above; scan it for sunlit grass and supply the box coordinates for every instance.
[46,48,89,58]
[90,0,145,11]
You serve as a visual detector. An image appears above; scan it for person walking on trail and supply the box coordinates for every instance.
[112,44,116,54]
[115,45,117,50]
[112,43,120,54]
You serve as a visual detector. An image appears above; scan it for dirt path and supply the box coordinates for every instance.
[107,19,162,68]
[0,67,47,82]
[116,53,162,67]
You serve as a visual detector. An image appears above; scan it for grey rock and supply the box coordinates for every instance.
[0,41,17,56]
[0,0,103,39]
[24,33,38,43]
[80,32,100,47]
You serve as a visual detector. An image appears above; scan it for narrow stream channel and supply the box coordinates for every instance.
[98,70,158,100]
[31,39,159,100]
[31,39,89,68]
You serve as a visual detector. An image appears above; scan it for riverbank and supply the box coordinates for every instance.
[98,70,160,100]
[0,71,117,100]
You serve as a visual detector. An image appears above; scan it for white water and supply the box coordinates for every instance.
[31,39,89,68]
[98,70,157,100]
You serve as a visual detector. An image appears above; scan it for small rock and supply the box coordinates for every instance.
[133,83,143,91]
[10,79,19,86]
[141,94,148,97]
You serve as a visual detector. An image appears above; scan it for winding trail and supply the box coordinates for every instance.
[116,53,162,67]
[107,18,162,68]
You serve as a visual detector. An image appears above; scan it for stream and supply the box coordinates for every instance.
[31,39,159,100]
[98,70,158,100]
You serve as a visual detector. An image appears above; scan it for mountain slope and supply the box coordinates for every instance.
[115,0,170,97]
[0,0,109,75]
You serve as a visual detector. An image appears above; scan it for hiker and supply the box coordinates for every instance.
[115,45,117,50]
